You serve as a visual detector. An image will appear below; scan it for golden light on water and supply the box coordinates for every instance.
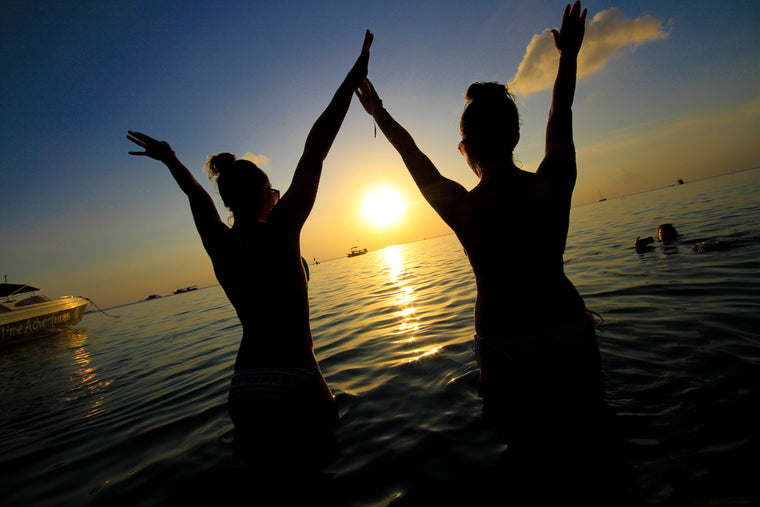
[66,329,112,418]
[385,246,404,284]
[383,246,419,335]
[382,246,441,363]
[361,187,406,228]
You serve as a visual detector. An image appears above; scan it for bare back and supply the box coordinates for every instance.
[206,219,317,372]
[450,159,585,337]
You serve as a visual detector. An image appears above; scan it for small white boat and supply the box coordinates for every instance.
[0,283,89,345]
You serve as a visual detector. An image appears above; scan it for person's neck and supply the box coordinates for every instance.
[233,210,264,226]
[480,161,519,179]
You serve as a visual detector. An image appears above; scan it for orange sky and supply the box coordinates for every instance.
[2,2,758,308]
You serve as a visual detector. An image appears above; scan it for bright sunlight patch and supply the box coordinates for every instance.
[361,187,406,228]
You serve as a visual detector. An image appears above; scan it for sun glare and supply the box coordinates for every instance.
[361,187,405,228]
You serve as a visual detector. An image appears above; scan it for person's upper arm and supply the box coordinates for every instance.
[187,189,228,254]
[536,150,577,197]
[538,101,577,187]
[545,100,574,155]
[401,149,469,226]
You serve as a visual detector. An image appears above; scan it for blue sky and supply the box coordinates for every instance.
[2,1,758,308]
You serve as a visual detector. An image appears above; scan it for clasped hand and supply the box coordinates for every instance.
[345,30,374,90]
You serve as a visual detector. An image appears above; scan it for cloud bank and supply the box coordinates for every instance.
[242,152,270,166]
[509,8,667,95]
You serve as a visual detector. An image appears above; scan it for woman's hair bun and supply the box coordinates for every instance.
[465,82,511,102]
[206,152,236,179]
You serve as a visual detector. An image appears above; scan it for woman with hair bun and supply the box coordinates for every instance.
[126,30,372,468]
[356,4,604,439]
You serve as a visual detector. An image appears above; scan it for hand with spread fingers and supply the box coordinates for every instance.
[551,1,588,56]
[126,131,175,163]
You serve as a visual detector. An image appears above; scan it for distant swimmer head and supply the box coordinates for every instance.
[657,223,678,242]
[206,153,273,221]
[459,82,520,177]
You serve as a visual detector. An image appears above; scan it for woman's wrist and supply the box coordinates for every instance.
[559,52,579,63]
[160,150,178,166]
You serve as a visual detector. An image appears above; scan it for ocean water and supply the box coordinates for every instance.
[2,168,759,506]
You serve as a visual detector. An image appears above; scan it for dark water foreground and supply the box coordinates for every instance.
[2,169,759,506]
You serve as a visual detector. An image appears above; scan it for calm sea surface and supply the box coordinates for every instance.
[2,169,759,506]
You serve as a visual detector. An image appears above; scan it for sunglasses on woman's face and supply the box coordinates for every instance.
[270,188,280,203]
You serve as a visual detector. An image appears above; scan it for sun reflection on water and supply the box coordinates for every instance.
[381,246,440,363]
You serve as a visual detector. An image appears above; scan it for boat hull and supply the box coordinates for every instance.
[0,297,89,345]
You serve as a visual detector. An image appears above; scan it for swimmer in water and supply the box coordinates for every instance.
[127,30,373,467]
[356,3,603,425]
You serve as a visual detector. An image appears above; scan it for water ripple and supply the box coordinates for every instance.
[2,170,760,506]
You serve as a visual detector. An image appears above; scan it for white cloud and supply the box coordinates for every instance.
[241,152,269,166]
[509,8,667,95]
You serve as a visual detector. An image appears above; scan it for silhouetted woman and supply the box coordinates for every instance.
[127,31,372,467]
[356,5,603,434]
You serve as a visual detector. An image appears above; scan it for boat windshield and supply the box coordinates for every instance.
[14,295,51,307]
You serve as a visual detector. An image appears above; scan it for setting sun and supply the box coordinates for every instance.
[361,187,406,228]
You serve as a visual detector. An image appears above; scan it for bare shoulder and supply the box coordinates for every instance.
[536,150,576,189]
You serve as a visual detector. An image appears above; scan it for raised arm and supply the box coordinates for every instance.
[275,30,373,227]
[540,1,586,177]
[355,79,468,226]
[127,131,226,251]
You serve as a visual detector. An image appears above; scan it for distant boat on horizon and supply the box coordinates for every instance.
[174,285,198,294]
[347,246,368,258]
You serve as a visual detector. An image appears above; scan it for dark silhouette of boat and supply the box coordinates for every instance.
[174,285,198,294]
[347,246,368,258]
